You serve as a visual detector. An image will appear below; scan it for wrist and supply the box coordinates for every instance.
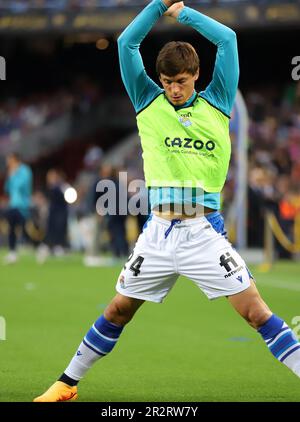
[176,5,185,21]
[162,0,173,7]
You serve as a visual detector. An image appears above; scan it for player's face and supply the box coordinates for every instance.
[6,155,17,170]
[159,71,199,106]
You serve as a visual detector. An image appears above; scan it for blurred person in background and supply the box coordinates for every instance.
[83,144,103,173]
[248,166,270,247]
[2,152,32,264]
[36,169,68,263]
[78,163,109,264]
[247,165,280,247]
[94,164,129,259]
[278,187,300,259]
[106,167,129,259]
[28,190,49,247]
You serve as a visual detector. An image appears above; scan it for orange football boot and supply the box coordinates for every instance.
[33,381,78,402]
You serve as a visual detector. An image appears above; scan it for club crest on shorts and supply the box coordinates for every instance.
[118,275,126,289]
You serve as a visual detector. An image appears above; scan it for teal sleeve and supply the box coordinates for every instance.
[177,7,239,117]
[117,0,166,114]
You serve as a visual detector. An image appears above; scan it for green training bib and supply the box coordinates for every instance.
[136,93,231,193]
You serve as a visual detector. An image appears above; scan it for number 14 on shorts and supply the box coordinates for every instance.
[124,253,144,276]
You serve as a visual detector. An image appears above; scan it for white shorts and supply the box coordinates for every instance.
[116,212,252,303]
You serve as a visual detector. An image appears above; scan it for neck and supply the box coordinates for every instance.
[185,90,197,104]
[9,163,19,173]
[181,90,197,107]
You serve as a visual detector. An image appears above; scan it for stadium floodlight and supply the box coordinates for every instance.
[64,187,78,204]
[96,38,109,50]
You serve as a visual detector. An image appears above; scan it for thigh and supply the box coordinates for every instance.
[178,216,252,300]
[6,208,24,227]
[116,218,178,303]
[5,208,15,225]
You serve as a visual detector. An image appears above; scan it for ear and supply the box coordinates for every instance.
[194,69,200,81]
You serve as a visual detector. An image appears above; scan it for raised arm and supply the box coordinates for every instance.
[176,5,239,117]
[118,0,169,114]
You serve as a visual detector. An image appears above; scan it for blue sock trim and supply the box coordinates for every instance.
[94,315,124,339]
[258,314,284,340]
[280,345,300,362]
[85,328,115,354]
[270,333,298,358]
[266,327,289,345]
[83,315,124,355]
[82,339,106,356]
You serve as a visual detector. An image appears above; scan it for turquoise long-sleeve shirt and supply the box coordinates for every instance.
[5,164,32,218]
[118,0,239,211]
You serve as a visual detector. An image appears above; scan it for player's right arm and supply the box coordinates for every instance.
[176,4,239,117]
[118,0,175,113]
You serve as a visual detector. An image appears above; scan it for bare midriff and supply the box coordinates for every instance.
[152,205,216,221]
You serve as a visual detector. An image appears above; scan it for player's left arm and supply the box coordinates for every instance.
[175,4,239,117]
[118,0,168,114]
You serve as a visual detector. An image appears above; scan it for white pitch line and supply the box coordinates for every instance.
[257,281,300,292]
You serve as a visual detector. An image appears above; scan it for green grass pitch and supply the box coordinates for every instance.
[0,254,299,402]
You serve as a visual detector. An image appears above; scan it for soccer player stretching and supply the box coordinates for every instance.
[34,0,300,401]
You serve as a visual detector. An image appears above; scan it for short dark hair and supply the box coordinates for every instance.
[156,41,200,77]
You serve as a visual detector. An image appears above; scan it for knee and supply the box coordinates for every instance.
[246,307,272,330]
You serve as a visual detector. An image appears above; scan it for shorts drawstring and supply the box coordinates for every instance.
[164,219,181,239]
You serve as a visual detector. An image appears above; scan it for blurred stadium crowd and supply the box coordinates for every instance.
[1,80,300,261]
[0,0,299,263]
[0,91,74,143]
[0,0,298,13]
[246,83,300,254]
[0,79,101,151]
[0,0,296,12]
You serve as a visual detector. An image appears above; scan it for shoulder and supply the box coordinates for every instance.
[198,93,231,119]
[137,91,165,116]
[20,164,32,177]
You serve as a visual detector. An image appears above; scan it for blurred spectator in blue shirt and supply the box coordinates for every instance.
[36,169,69,263]
[3,152,32,263]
